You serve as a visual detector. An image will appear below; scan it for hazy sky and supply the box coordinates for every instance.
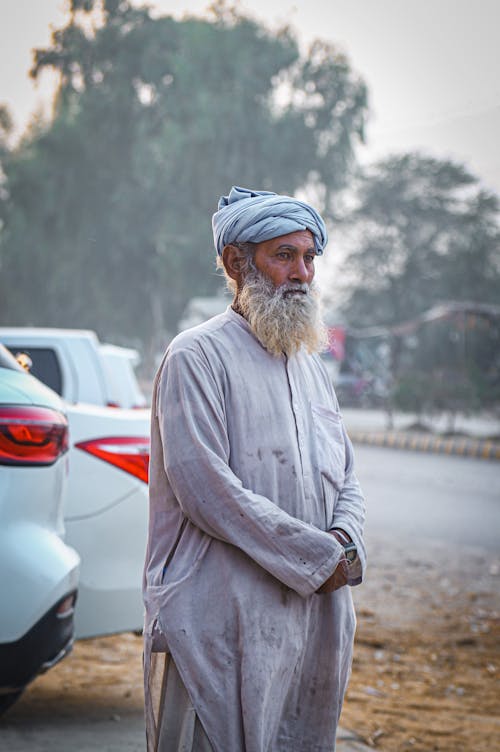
[1,0,500,193]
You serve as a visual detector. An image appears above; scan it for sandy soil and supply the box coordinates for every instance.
[342,537,500,751]
[1,536,499,751]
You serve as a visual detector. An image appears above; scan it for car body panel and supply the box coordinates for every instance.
[66,486,147,638]
[0,367,65,409]
[65,403,150,519]
[0,344,80,703]
[0,520,80,640]
[63,403,149,637]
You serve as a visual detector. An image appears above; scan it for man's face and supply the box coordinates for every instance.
[236,229,326,357]
[252,230,316,290]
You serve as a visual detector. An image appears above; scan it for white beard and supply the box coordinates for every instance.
[237,268,328,357]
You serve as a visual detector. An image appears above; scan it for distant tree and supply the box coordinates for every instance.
[0,0,367,352]
[0,104,13,149]
[340,153,500,328]
[390,310,500,422]
[338,153,500,420]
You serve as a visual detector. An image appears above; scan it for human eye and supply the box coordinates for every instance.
[276,250,291,260]
[304,253,315,264]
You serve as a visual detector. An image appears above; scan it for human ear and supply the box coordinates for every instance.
[222,244,246,283]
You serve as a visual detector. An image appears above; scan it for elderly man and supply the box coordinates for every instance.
[143,186,366,752]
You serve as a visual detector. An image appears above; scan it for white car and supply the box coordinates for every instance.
[0,329,150,639]
[99,343,148,409]
[0,344,80,714]
[0,328,147,409]
[65,402,150,637]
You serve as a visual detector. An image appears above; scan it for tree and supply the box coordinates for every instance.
[337,153,500,418]
[0,0,367,354]
[340,153,500,328]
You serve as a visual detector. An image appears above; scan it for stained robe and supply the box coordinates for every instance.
[143,307,366,752]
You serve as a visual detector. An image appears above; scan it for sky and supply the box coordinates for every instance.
[1,0,500,194]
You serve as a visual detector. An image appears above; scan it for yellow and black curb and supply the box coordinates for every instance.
[348,430,500,461]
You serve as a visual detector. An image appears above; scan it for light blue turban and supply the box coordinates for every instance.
[212,186,328,256]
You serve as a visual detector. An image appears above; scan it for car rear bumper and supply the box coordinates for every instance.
[0,590,77,693]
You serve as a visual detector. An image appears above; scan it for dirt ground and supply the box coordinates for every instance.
[343,537,500,751]
[2,536,499,751]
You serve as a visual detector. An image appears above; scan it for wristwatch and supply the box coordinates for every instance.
[342,541,358,564]
[332,529,358,564]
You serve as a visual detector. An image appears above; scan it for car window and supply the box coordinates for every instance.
[5,346,63,395]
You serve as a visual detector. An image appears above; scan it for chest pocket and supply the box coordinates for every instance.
[311,403,346,490]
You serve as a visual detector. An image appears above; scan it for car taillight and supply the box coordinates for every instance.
[0,406,68,466]
[75,436,149,483]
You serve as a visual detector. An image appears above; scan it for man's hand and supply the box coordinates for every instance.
[316,558,349,593]
[316,530,350,594]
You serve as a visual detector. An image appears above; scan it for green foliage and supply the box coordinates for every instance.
[392,370,477,416]
[391,372,436,415]
[0,0,367,349]
[341,153,500,328]
[0,105,13,138]
[383,312,499,416]
[339,154,500,416]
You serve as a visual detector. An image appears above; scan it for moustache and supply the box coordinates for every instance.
[280,283,310,297]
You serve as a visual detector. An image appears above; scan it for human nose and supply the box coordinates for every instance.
[289,255,311,283]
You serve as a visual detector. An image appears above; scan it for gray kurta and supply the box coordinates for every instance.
[143,307,366,752]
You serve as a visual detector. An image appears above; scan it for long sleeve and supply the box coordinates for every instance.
[331,423,366,585]
[157,345,344,598]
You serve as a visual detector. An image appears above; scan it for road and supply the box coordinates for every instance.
[0,446,498,751]
[354,445,500,550]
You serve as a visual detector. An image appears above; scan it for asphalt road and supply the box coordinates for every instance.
[354,445,500,550]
